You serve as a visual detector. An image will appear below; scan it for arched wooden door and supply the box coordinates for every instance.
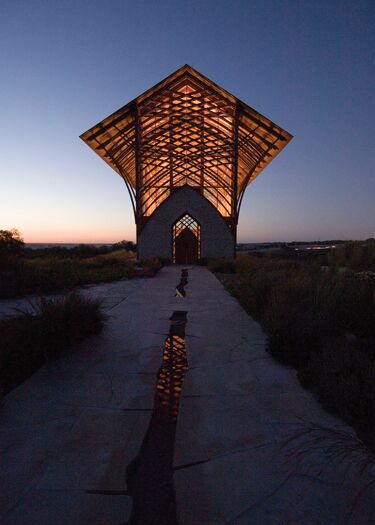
[172,214,200,264]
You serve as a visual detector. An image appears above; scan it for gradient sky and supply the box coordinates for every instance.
[1,0,374,243]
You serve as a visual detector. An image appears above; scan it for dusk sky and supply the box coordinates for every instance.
[1,0,374,243]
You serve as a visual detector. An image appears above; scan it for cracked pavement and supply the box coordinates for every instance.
[1,267,375,524]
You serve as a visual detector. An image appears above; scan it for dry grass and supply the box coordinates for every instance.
[0,294,105,396]
[210,241,375,449]
[282,422,375,523]
[0,248,162,298]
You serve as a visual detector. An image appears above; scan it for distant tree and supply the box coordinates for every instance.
[112,240,137,252]
[0,229,25,271]
[0,229,25,255]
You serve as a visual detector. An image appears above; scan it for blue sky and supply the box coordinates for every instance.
[1,0,374,242]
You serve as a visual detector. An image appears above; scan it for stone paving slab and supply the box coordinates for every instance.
[37,408,150,492]
[2,490,132,525]
[1,266,375,524]
[175,395,275,465]
[0,276,161,524]
[1,416,77,516]
[174,267,375,525]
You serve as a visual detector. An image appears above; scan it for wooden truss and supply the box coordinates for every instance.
[80,65,292,232]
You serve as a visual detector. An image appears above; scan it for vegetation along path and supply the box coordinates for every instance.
[1,266,375,524]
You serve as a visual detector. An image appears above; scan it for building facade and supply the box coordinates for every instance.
[81,65,292,263]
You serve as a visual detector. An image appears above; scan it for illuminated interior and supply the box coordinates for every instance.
[172,214,201,263]
[80,65,292,232]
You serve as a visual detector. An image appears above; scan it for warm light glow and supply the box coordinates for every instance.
[172,214,201,263]
[18,223,135,244]
[80,65,292,227]
[157,333,188,420]
[137,78,236,218]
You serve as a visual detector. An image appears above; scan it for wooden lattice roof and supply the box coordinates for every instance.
[80,65,292,220]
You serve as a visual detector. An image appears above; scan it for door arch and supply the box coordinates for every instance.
[172,214,201,264]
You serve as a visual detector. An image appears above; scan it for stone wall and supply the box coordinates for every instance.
[138,186,235,261]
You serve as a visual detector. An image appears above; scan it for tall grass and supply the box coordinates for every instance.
[0,248,150,298]
[211,242,375,449]
[0,294,105,396]
[327,240,375,271]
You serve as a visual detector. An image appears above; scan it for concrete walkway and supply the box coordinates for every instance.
[1,267,374,524]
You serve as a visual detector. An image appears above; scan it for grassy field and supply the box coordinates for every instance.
[0,294,105,397]
[0,244,161,298]
[209,240,375,449]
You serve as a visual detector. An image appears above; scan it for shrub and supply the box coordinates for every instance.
[207,257,236,274]
[0,249,136,298]
[23,241,137,260]
[299,338,375,435]
[134,258,162,277]
[111,240,137,252]
[214,248,375,449]
[326,240,375,272]
[0,294,105,396]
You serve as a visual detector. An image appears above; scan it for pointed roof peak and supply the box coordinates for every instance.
[136,63,237,105]
[80,65,293,207]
